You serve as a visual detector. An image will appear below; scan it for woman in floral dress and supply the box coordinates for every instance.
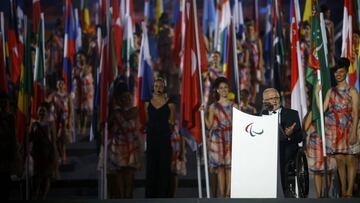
[205,77,237,197]
[316,58,359,198]
[304,111,336,197]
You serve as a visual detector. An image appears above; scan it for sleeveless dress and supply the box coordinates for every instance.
[108,108,141,170]
[208,102,233,169]
[53,92,72,143]
[325,85,354,154]
[145,100,173,197]
[203,66,224,106]
[305,122,336,173]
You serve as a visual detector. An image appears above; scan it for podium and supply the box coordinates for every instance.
[231,108,279,198]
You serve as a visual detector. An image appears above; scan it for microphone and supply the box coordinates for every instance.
[263,102,273,112]
[260,102,273,116]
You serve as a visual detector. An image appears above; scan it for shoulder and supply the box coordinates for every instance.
[349,86,358,95]
[282,107,299,117]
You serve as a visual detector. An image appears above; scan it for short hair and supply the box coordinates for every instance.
[262,88,280,100]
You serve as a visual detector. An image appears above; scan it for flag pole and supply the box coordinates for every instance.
[192,0,210,198]
[23,15,31,200]
[0,12,5,75]
[318,12,329,198]
[196,148,203,198]
[231,17,240,105]
[316,69,329,198]
[40,13,46,97]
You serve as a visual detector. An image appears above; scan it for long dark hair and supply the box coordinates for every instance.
[212,77,229,101]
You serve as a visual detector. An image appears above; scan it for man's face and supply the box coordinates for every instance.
[263,90,281,111]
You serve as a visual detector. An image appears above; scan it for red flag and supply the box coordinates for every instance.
[112,0,124,74]
[172,0,185,66]
[180,0,207,144]
[33,0,41,32]
[290,0,307,121]
[0,33,7,93]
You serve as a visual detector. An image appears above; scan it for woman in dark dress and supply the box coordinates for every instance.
[144,77,176,198]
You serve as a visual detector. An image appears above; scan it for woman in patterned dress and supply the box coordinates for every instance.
[203,51,224,107]
[205,77,237,197]
[242,20,264,104]
[107,89,143,198]
[316,58,359,198]
[304,111,336,197]
[49,79,72,164]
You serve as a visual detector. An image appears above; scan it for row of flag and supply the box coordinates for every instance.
[1,0,360,145]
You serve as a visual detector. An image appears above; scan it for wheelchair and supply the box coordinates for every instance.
[283,142,309,198]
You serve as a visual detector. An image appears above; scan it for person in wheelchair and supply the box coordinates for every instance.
[262,88,305,197]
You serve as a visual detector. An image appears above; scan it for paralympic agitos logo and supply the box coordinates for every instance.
[245,123,264,137]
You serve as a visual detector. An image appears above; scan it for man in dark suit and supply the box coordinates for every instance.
[262,88,303,197]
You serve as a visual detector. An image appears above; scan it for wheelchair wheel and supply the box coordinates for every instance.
[284,159,296,197]
[295,149,309,198]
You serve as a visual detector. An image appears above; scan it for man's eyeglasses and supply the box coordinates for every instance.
[263,97,280,102]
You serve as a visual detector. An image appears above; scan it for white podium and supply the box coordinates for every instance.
[231,108,279,198]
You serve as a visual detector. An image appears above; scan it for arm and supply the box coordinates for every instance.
[315,83,331,112]
[303,111,313,131]
[205,104,215,129]
[350,88,359,144]
[144,102,149,123]
[168,102,176,127]
[282,110,303,144]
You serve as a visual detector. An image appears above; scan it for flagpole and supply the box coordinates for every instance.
[0,12,5,67]
[196,148,203,198]
[231,17,240,105]
[40,13,46,98]
[316,70,329,198]
[23,15,31,200]
[318,12,329,198]
[192,0,210,198]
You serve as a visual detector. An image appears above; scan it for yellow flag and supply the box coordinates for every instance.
[302,0,312,22]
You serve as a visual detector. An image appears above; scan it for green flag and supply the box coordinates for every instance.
[305,0,331,135]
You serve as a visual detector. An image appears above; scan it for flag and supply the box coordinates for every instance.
[202,0,216,36]
[180,0,207,144]
[74,8,82,52]
[341,0,357,86]
[0,31,7,93]
[303,0,312,22]
[8,2,21,85]
[135,23,153,130]
[272,0,285,92]
[16,0,25,57]
[233,0,245,41]
[31,13,45,118]
[33,0,41,32]
[263,0,272,83]
[172,0,185,66]
[155,0,163,30]
[112,0,124,75]
[253,0,259,33]
[218,0,231,73]
[16,29,33,144]
[306,0,331,135]
[82,0,93,34]
[290,0,307,121]
[63,0,76,92]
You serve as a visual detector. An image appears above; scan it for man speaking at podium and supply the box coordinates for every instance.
[261,88,303,197]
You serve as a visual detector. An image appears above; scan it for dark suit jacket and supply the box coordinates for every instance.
[262,107,303,193]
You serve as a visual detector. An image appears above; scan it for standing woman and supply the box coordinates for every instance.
[107,87,142,198]
[205,77,236,197]
[145,77,176,198]
[316,58,359,198]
